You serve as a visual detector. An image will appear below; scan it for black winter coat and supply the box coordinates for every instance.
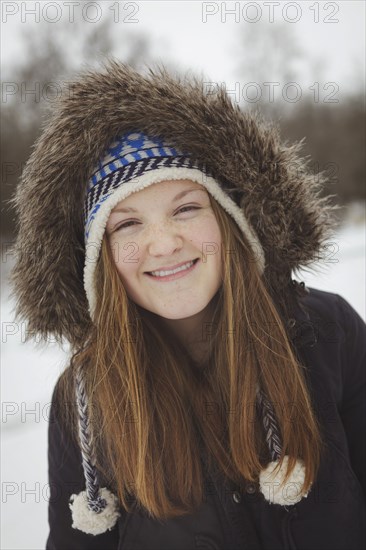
[46,287,366,550]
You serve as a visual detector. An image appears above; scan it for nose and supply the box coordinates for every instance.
[146,222,184,257]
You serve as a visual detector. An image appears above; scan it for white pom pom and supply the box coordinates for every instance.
[259,456,310,506]
[69,487,120,536]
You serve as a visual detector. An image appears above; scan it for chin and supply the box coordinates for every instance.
[158,310,199,321]
[160,304,211,320]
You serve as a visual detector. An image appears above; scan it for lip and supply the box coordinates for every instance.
[145,259,199,273]
[145,259,199,282]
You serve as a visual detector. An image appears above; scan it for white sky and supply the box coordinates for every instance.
[1,1,365,95]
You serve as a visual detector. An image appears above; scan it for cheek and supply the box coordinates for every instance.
[188,218,222,262]
[108,238,140,278]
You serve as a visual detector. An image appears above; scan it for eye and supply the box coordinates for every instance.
[115,220,139,231]
[176,205,201,214]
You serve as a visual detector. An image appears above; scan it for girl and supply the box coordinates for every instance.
[10,61,365,549]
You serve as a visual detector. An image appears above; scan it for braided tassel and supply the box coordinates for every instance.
[256,387,309,506]
[69,366,120,535]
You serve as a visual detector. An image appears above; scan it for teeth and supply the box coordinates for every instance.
[150,260,195,277]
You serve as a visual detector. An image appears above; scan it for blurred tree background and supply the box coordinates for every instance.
[1,7,158,238]
[1,11,365,240]
[235,22,365,210]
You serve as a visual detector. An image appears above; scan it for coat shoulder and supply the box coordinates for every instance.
[294,286,366,407]
[302,286,365,337]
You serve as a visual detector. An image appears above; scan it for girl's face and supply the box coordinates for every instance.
[106,179,223,321]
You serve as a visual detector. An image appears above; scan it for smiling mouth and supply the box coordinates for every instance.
[145,258,199,277]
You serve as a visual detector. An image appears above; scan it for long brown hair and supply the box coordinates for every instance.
[60,194,323,520]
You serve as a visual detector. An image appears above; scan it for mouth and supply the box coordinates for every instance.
[145,258,200,281]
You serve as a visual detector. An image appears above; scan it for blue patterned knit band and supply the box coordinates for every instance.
[84,131,208,241]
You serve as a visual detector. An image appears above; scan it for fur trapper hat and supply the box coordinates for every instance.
[9,59,338,348]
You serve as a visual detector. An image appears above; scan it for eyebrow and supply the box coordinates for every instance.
[110,188,207,214]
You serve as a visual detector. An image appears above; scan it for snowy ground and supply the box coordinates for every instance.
[1,209,365,550]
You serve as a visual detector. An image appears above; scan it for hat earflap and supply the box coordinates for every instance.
[69,367,120,536]
[256,387,310,506]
